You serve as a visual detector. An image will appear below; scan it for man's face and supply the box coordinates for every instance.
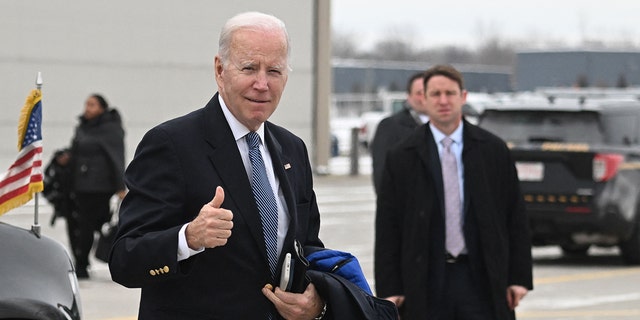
[215,28,289,131]
[424,75,467,134]
[407,77,426,114]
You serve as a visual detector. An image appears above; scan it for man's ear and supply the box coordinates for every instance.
[214,56,223,79]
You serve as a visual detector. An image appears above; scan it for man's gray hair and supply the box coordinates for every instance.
[218,11,290,67]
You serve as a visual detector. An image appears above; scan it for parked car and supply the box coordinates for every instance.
[358,111,392,149]
[478,94,640,263]
[356,91,407,149]
[0,221,82,319]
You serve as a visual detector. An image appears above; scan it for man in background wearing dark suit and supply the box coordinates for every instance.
[374,65,533,319]
[370,72,428,194]
[109,12,327,320]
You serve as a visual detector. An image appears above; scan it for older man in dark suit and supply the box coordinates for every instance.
[109,12,327,320]
[374,65,533,319]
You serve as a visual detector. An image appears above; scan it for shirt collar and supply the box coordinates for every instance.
[218,94,266,144]
[429,121,464,145]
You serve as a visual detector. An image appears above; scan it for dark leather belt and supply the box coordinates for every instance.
[445,253,468,264]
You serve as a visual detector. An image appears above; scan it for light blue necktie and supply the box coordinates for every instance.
[246,132,279,279]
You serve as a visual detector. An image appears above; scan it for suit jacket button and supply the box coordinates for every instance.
[150,270,156,276]
[163,266,170,273]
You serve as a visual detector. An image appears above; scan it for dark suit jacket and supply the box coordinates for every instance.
[370,107,421,194]
[109,94,323,319]
[374,119,533,319]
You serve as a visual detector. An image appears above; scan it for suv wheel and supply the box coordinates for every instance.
[560,244,590,256]
[620,220,640,265]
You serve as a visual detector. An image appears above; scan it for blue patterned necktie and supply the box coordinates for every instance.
[441,137,465,257]
[246,132,279,279]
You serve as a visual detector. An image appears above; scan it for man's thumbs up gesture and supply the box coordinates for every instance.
[186,186,234,249]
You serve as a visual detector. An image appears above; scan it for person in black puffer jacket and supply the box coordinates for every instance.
[69,93,126,279]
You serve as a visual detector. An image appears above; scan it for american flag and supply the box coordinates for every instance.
[0,89,44,216]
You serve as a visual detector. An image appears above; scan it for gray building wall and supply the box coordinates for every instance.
[515,50,640,91]
[0,1,316,168]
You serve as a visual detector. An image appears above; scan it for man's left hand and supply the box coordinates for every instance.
[262,282,324,320]
[506,285,528,310]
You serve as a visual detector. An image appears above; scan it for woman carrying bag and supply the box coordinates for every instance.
[68,93,126,279]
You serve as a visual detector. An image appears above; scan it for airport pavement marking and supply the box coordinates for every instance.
[534,267,640,285]
[518,309,640,318]
[517,267,640,318]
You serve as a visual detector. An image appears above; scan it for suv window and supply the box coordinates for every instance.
[479,110,605,144]
[600,111,640,145]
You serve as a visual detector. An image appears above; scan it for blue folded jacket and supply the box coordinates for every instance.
[305,247,372,295]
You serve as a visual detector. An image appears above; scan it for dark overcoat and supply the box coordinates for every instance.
[370,107,421,194]
[374,119,533,319]
[71,108,125,193]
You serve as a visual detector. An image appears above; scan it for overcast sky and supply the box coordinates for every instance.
[332,0,640,50]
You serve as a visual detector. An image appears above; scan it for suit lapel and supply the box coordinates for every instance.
[202,96,267,258]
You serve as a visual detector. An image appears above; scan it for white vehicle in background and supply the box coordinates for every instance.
[357,91,407,149]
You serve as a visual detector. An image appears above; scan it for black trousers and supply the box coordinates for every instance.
[434,257,495,320]
[74,192,112,270]
[65,209,81,263]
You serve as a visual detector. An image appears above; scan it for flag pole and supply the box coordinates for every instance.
[31,71,43,238]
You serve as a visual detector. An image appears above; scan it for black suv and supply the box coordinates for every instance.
[0,220,82,319]
[478,94,640,264]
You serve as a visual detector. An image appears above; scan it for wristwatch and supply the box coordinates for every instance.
[313,302,327,320]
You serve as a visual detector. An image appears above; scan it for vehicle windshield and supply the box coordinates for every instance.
[479,110,605,144]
